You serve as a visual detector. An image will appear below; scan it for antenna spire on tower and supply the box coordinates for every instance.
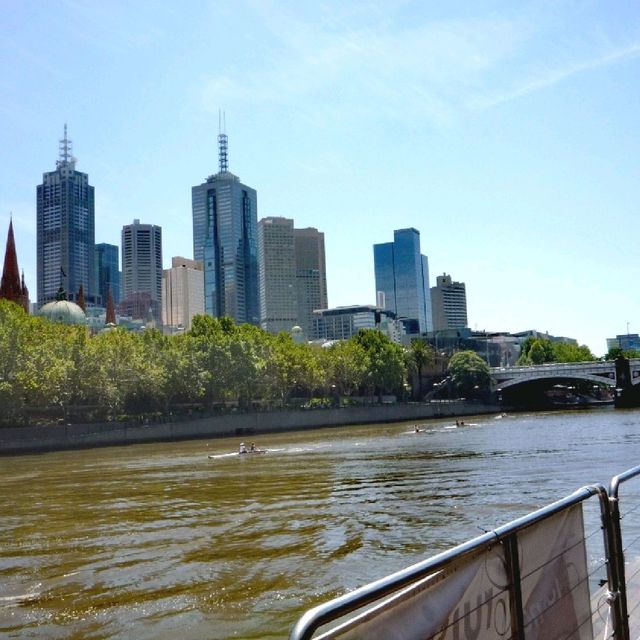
[57,123,76,169]
[218,109,228,173]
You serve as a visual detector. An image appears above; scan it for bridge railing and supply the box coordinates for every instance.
[290,466,640,640]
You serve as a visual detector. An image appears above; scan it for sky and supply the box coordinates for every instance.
[1,0,639,356]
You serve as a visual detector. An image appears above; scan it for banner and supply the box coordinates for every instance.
[318,504,591,640]
[321,544,511,640]
[518,504,592,640]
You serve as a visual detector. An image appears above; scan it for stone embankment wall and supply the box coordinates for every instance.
[0,401,503,455]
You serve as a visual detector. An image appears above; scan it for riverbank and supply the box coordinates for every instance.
[0,400,504,455]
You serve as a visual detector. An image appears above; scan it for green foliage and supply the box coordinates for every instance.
[321,340,368,397]
[518,337,596,365]
[353,329,406,396]
[517,337,555,365]
[448,350,491,398]
[405,338,435,400]
[0,303,417,422]
[606,347,640,360]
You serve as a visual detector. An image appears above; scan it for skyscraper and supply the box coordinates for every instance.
[431,273,468,331]
[294,227,327,339]
[95,243,121,305]
[373,228,432,334]
[121,219,162,322]
[257,218,328,337]
[37,126,95,306]
[192,126,259,325]
[162,256,204,331]
[258,217,297,334]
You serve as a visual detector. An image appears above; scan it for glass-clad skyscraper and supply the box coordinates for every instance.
[192,131,259,325]
[37,126,95,306]
[373,228,432,334]
[95,243,121,305]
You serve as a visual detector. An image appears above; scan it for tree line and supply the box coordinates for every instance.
[1,300,459,425]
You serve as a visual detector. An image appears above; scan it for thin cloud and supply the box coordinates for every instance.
[199,3,640,128]
[468,42,640,110]
[200,11,525,126]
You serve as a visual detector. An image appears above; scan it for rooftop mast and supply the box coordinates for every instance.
[56,123,76,170]
[218,110,228,173]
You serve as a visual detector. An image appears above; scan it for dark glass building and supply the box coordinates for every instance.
[95,243,121,305]
[37,126,95,306]
[192,131,259,325]
[373,228,432,334]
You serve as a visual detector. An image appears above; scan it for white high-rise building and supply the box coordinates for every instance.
[257,218,328,338]
[294,227,328,339]
[121,219,162,322]
[162,257,204,332]
[258,217,297,334]
[430,273,468,331]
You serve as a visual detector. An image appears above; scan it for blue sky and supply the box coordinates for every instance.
[1,0,639,355]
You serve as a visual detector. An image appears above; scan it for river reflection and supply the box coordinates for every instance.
[1,408,640,639]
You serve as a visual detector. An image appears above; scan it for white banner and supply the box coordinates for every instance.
[322,544,511,640]
[319,504,591,640]
[518,504,592,640]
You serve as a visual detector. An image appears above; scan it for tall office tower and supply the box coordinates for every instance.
[121,219,162,322]
[431,273,468,331]
[191,125,259,325]
[37,126,95,306]
[95,243,121,305]
[373,227,432,334]
[258,217,297,334]
[162,256,204,331]
[294,227,327,339]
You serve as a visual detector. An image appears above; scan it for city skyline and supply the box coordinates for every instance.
[2,1,640,354]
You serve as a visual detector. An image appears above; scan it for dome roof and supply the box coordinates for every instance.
[38,300,87,325]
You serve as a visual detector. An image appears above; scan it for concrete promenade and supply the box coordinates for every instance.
[0,400,502,455]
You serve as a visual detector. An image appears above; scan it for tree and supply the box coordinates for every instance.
[517,337,555,365]
[606,347,640,361]
[405,338,435,400]
[321,340,368,398]
[353,329,406,398]
[448,350,491,398]
[551,342,595,363]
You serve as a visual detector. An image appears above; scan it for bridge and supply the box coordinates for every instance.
[490,358,640,402]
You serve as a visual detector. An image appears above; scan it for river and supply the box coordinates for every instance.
[1,407,639,639]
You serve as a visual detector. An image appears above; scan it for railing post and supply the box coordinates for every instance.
[607,492,631,640]
[504,533,525,640]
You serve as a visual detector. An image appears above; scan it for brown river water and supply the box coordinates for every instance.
[1,407,640,639]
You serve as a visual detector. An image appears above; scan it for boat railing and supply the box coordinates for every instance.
[290,464,640,640]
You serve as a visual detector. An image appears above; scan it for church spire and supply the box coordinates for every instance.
[0,218,24,306]
[77,284,86,311]
[105,287,116,325]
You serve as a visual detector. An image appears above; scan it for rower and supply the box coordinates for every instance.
[250,442,256,452]
[239,442,247,454]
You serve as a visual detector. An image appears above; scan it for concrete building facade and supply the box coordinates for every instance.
[162,256,204,332]
[258,217,297,334]
[121,219,162,322]
[294,227,327,339]
[430,273,468,331]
